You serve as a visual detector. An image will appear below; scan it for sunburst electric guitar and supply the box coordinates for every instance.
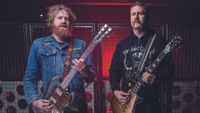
[111,36,182,113]
[33,24,112,113]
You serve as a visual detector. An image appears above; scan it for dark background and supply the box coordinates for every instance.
[1,0,200,24]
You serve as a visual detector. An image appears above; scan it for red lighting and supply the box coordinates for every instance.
[106,92,113,102]
[87,107,93,113]
[85,92,93,102]
[101,25,131,77]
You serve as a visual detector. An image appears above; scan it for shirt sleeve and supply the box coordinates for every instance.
[109,44,124,92]
[84,55,95,85]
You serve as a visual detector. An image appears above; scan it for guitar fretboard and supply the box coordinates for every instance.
[131,50,168,94]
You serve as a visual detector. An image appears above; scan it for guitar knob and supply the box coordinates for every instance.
[128,82,132,87]
[65,88,69,92]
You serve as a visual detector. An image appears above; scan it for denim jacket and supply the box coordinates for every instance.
[23,35,95,105]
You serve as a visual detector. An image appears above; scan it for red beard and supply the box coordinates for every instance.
[52,26,72,38]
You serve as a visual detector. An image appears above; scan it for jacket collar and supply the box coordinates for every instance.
[43,35,71,50]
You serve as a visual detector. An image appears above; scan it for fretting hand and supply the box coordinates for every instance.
[71,58,88,76]
[142,72,155,84]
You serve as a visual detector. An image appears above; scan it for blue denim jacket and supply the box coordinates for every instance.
[23,35,95,105]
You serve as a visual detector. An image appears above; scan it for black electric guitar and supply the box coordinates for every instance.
[111,36,182,113]
[33,24,112,113]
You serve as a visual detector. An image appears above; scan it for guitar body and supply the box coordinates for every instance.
[32,85,72,113]
[111,90,138,113]
[33,86,73,113]
[32,76,73,113]
[48,85,72,111]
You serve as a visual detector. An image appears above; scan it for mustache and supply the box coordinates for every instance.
[134,19,141,24]
[58,23,69,27]
[59,25,67,27]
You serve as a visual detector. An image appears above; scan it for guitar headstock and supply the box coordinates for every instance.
[164,35,183,54]
[94,24,112,44]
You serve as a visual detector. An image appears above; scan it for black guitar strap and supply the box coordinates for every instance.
[137,34,157,75]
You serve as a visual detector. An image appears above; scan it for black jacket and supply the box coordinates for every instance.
[109,29,174,98]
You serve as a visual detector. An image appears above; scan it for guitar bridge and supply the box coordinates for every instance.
[49,96,57,104]
[55,87,62,96]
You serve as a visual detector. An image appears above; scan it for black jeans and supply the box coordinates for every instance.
[63,92,88,113]
[63,101,87,113]
[135,97,161,113]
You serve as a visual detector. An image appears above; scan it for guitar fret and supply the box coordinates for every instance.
[132,86,137,93]
[135,83,140,89]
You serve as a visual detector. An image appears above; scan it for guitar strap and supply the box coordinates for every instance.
[64,40,73,77]
[137,34,156,73]
[125,34,156,80]
[63,40,81,111]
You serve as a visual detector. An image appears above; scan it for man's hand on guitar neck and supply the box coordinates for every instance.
[72,58,87,76]
[72,58,95,84]
[32,99,54,112]
[114,90,130,104]
[142,72,155,84]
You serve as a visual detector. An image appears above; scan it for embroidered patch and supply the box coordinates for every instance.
[47,51,56,55]
[73,48,81,51]
[42,42,51,46]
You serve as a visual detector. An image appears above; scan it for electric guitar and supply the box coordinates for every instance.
[33,24,112,113]
[111,36,182,113]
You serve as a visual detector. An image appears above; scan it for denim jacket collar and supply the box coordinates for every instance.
[45,34,71,50]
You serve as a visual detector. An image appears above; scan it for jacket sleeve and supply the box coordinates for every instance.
[84,55,95,85]
[23,41,40,105]
[109,44,124,92]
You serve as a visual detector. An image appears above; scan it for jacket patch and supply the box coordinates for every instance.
[73,48,81,51]
[42,42,51,46]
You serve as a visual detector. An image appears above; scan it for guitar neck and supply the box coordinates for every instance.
[131,50,167,94]
[60,40,97,89]
[80,41,96,60]
[59,24,112,90]
[146,50,166,73]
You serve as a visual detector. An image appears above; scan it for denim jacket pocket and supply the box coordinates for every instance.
[39,50,57,68]
[71,50,82,60]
